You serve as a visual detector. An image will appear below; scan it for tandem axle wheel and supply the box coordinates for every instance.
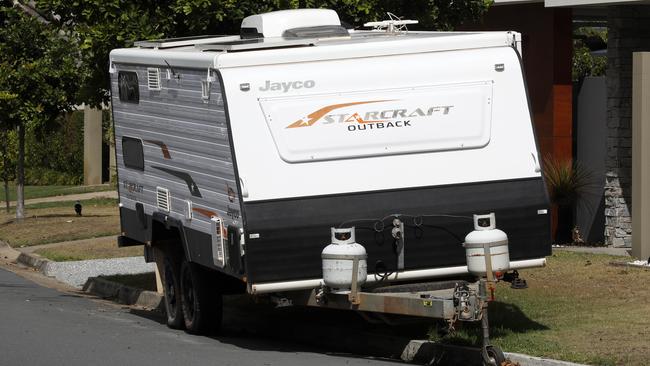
[482,345,506,366]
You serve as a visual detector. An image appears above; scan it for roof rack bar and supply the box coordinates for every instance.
[135,35,239,49]
[196,37,316,52]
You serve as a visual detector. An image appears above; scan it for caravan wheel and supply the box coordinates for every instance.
[162,257,184,329]
[483,345,506,366]
[180,260,223,334]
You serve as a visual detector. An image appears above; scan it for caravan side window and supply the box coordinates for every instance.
[118,71,139,103]
[122,137,144,171]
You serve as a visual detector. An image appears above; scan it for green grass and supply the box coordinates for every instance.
[428,251,650,366]
[0,199,120,247]
[25,198,118,210]
[0,198,118,216]
[37,252,87,262]
[0,184,114,202]
[33,235,141,262]
[22,231,119,247]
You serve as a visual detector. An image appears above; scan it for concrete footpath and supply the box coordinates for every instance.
[2,189,117,207]
[553,245,631,257]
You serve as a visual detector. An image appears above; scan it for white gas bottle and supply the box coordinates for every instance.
[463,213,510,275]
[322,227,367,293]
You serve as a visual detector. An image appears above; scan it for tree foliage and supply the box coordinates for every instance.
[34,0,492,107]
[0,6,80,131]
[25,112,85,185]
[0,4,81,217]
[0,129,16,185]
[572,27,607,83]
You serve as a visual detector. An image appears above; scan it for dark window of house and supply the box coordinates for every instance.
[122,137,144,170]
[118,71,139,103]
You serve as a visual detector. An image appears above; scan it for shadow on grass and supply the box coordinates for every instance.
[431,301,548,347]
[489,301,548,333]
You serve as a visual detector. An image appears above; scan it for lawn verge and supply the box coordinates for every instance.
[429,251,650,366]
[0,199,119,247]
[33,236,141,261]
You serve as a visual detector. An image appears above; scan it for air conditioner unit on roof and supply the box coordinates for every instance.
[240,9,342,39]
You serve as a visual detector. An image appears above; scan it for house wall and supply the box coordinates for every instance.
[632,52,650,259]
[605,5,650,246]
[460,3,573,238]
[576,76,607,244]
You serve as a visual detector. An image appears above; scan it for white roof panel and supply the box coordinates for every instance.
[110,31,519,70]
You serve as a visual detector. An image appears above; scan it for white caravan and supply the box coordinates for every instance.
[110,9,550,355]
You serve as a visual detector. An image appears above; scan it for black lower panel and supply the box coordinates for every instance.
[120,207,242,278]
[120,207,148,244]
[243,178,551,284]
[185,229,213,268]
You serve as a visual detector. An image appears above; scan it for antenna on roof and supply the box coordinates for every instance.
[163,59,179,80]
[363,12,418,34]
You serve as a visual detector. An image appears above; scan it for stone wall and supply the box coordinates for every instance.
[605,5,650,246]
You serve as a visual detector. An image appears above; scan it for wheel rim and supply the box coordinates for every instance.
[182,266,195,322]
[485,346,504,366]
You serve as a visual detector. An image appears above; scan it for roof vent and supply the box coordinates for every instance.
[147,68,161,90]
[283,25,348,38]
[241,9,341,39]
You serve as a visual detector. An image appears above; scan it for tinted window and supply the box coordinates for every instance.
[122,137,144,170]
[118,71,139,103]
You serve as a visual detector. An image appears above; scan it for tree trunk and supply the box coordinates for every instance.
[1,131,9,213]
[3,179,8,213]
[15,124,25,221]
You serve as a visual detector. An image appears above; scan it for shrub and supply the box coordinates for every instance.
[24,167,82,186]
[543,156,594,206]
[572,27,607,83]
[25,111,84,185]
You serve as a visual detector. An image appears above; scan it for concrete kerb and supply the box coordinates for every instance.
[16,252,51,273]
[82,276,163,310]
[505,352,590,366]
[13,248,162,309]
[401,340,589,366]
[0,240,19,262]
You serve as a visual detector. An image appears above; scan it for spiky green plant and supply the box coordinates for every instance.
[542,156,593,206]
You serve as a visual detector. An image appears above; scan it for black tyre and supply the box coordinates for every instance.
[484,345,506,366]
[180,260,223,334]
[163,257,184,329]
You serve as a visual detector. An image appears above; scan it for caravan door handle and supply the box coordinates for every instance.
[239,177,249,198]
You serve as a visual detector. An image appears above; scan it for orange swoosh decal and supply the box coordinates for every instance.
[192,208,227,236]
[192,207,218,218]
[144,140,171,159]
[286,100,394,129]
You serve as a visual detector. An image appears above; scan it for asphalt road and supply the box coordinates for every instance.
[0,267,402,366]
